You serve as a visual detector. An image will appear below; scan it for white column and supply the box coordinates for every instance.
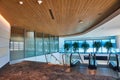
[116,35,120,50]
[59,37,64,52]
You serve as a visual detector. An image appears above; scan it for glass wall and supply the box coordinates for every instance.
[10,27,59,61]
[10,28,24,60]
[101,39,110,53]
[49,36,59,53]
[49,35,54,53]
[64,36,116,53]
[86,40,93,53]
[35,33,43,56]
[55,36,59,52]
[64,40,72,52]
[79,41,84,52]
[72,41,79,52]
[25,31,35,57]
[93,40,102,53]
[43,34,50,54]
[111,39,116,52]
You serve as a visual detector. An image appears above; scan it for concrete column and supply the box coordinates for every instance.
[59,37,64,52]
[116,35,120,50]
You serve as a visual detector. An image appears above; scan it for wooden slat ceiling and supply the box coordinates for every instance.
[0,0,120,36]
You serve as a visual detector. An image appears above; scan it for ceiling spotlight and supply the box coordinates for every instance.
[38,0,42,4]
[78,20,83,23]
[19,1,23,5]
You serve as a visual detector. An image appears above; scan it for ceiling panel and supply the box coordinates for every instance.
[0,0,120,36]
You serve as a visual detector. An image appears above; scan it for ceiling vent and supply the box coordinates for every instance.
[49,9,54,20]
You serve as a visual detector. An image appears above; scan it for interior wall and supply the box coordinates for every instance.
[0,15,10,68]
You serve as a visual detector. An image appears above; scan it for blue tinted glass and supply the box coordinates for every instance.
[93,40,102,53]
[86,40,93,53]
[64,40,72,52]
[25,31,35,57]
[111,39,116,48]
[79,41,84,52]
[64,36,116,54]
[101,40,110,53]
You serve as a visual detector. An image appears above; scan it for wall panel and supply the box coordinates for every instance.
[0,15,10,68]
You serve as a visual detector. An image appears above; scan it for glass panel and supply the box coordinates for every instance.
[25,31,35,57]
[93,40,102,53]
[110,39,117,53]
[43,34,50,54]
[55,36,59,52]
[72,41,79,52]
[50,35,55,53]
[14,42,19,50]
[10,27,59,62]
[64,40,72,52]
[111,39,116,50]
[102,39,110,53]
[79,41,84,53]
[10,41,14,51]
[36,33,43,56]
[64,37,117,65]
[86,40,93,53]
[19,42,24,50]
[10,28,24,60]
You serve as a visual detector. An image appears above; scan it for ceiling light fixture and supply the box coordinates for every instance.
[78,20,83,23]
[37,0,42,4]
[19,1,23,5]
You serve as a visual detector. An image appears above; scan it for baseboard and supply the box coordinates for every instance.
[0,62,9,70]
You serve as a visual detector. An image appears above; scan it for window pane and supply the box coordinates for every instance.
[93,40,102,53]
[102,39,110,53]
[79,41,84,53]
[55,36,59,52]
[25,31,35,57]
[86,40,93,53]
[50,35,54,53]
[111,39,116,48]
[10,42,14,51]
[72,41,79,52]
[43,34,50,54]
[14,42,19,50]
[10,28,24,60]
[64,40,72,52]
[36,33,43,56]
[19,42,24,50]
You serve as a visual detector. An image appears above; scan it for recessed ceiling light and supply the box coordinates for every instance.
[37,0,42,4]
[78,20,83,23]
[19,1,23,5]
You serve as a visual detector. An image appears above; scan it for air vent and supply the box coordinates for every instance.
[49,9,54,20]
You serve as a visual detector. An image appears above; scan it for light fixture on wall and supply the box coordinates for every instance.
[19,1,23,5]
[37,0,42,4]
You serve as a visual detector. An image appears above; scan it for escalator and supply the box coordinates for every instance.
[109,54,120,71]
[70,53,82,67]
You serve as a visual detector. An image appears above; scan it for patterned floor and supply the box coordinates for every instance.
[0,61,117,80]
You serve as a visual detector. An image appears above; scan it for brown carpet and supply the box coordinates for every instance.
[0,61,116,80]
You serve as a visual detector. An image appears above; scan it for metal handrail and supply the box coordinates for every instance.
[51,54,62,64]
